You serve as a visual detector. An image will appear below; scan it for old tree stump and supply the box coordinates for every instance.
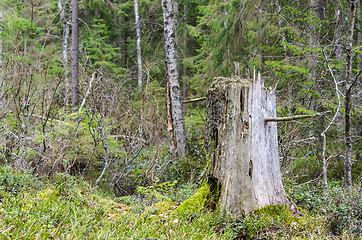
[205,74,289,215]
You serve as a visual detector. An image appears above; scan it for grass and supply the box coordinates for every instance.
[0,165,360,239]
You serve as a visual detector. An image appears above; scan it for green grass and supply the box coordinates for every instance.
[0,167,231,239]
[0,166,360,239]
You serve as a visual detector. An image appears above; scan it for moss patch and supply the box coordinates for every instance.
[143,201,177,216]
[173,182,210,214]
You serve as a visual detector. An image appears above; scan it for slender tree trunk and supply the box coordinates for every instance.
[71,0,79,112]
[344,0,357,189]
[313,0,328,192]
[166,78,176,152]
[0,9,3,90]
[359,0,362,76]
[315,0,326,20]
[161,0,187,158]
[57,0,70,110]
[0,9,4,110]
[118,0,125,66]
[134,0,142,88]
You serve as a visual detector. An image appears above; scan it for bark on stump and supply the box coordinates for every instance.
[206,74,289,215]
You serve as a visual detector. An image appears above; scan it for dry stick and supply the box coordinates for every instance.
[79,71,97,113]
[181,97,206,104]
[265,112,330,122]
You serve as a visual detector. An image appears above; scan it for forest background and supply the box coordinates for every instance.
[0,0,361,238]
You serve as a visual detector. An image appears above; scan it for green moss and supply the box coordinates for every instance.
[37,188,60,200]
[144,201,177,215]
[253,204,291,217]
[173,182,210,214]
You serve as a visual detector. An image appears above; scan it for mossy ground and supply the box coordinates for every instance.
[0,166,360,239]
[174,182,210,214]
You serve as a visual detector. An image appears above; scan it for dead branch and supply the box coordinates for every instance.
[265,112,330,122]
[181,97,206,104]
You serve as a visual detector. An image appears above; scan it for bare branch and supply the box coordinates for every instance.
[181,97,206,104]
[265,112,329,122]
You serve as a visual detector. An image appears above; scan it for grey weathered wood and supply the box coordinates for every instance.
[182,97,206,104]
[265,113,322,122]
[206,74,289,215]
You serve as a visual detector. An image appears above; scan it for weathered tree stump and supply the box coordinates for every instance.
[206,73,289,215]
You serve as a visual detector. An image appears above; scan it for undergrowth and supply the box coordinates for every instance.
[0,165,360,239]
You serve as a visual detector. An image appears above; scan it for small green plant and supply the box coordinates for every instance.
[0,165,40,197]
[136,178,178,203]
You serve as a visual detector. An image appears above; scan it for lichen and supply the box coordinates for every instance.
[173,182,210,214]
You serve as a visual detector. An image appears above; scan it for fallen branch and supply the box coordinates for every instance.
[79,71,97,113]
[181,97,206,104]
[265,111,330,122]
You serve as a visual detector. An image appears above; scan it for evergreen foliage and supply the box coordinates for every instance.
[0,0,361,238]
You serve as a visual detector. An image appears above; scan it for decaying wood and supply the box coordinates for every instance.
[181,97,206,104]
[206,74,289,216]
[265,112,325,122]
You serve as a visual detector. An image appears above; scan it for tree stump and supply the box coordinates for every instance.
[206,73,289,215]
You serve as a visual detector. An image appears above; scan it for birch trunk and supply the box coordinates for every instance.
[161,0,187,158]
[57,0,70,109]
[134,0,142,88]
[206,75,289,215]
[166,79,176,152]
[344,0,357,189]
[71,0,79,112]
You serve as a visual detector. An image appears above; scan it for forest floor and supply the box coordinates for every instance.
[0,165,360,239]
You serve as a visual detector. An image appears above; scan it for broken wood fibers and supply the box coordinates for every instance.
[205,73,289,216]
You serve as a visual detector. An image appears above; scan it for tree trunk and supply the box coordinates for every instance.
[166,78,176,153]
[71,0,79,113]
[359,0,362,73]
[310,0,328,193]
[0,9,3,92]
[134,0,142,88]
[344,0,357,189]
[314,0,326,20]
[118,0,125,66]
[206,74,289,215]
[161,0,187,158]
[57,0,70,110]
[0,9,4,110]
